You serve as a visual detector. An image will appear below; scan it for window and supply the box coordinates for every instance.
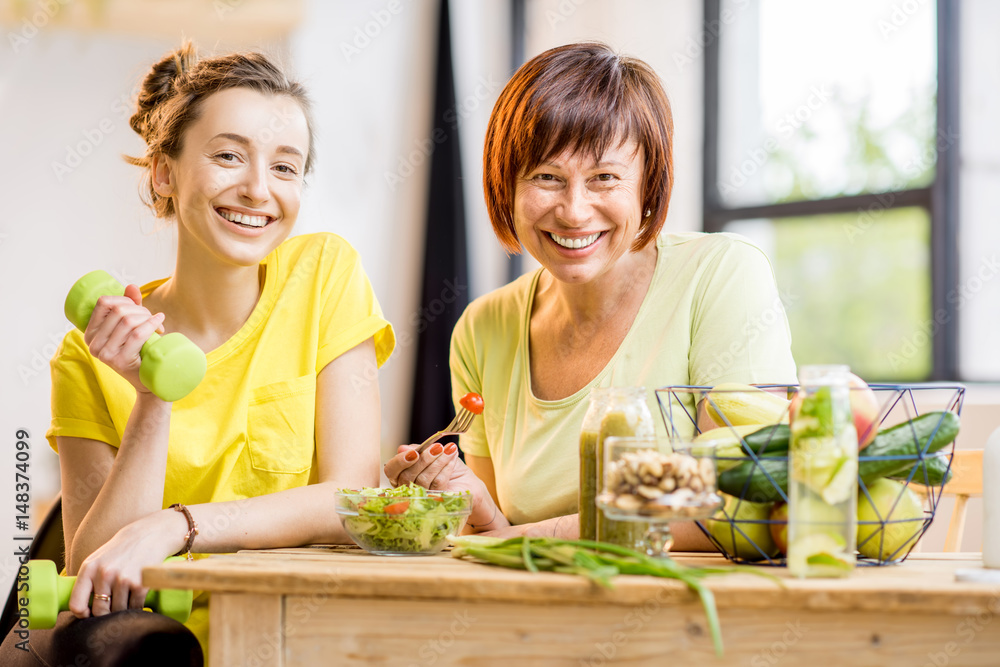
[703,0,958,381]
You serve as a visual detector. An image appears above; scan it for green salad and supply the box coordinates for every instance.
[337,483,472,555]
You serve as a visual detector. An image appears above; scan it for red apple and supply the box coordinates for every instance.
[769,502,788,555]
[789,372,880,449]
[848,373,879,449]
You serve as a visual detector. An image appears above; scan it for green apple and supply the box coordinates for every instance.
[706,494,778,561]
[857,478,925,561]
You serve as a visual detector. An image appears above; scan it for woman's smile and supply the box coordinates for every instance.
[548,231,605,251]
[214,206,277,236]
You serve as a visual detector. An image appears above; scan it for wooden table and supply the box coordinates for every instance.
[144,548,1000,666]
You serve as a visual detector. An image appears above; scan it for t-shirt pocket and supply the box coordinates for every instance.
[247,374,316,474]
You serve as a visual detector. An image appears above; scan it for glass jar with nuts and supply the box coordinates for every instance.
[598,436,723,556]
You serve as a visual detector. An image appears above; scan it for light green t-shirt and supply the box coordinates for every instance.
[450,232,797,525]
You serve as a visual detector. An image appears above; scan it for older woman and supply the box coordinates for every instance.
[385,43,795,545]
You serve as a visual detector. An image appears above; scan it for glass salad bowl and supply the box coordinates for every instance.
[335,484,473,556]
[597,436,723,557]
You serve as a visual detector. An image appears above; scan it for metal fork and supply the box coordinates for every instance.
[415,407,477,453]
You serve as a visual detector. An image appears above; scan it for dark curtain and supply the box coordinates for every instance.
[407,0,469,446]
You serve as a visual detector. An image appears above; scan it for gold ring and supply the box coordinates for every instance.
[92,593,111,602]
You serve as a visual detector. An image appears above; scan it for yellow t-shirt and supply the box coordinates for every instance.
[450,232,796,525]
[46,232,394,655]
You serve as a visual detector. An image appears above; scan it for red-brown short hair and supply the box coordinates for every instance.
[483,42,674,255]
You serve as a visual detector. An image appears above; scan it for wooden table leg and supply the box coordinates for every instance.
[210,593,283,667]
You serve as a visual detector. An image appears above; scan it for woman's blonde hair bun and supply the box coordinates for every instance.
[129,40,198,143]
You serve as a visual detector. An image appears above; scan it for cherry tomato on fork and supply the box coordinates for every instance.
[459,393,484,415]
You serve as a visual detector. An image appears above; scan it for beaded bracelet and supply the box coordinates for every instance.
[169,503,199,561]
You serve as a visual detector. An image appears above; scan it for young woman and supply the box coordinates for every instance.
[384,42,796,545]
[1,42,393,665]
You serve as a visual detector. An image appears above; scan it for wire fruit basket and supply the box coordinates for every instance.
[655,384,965,566]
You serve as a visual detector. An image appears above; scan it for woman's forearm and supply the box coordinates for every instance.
[669,519,715,551]
[70,393,173,569]
[171,481,356,552]
[477,513,580,539]
[69,476,369,575]
[464,479,511,534]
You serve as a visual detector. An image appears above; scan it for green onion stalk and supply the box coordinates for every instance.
[449,535,781,657]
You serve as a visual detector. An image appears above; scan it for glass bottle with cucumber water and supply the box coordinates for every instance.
[585,387,655,550]
[788,365,858,577]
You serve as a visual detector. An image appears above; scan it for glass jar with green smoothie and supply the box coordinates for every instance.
[578,390,610,541]
[592,387,655,550]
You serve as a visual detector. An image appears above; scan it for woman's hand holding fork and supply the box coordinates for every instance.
[384,393,504,531]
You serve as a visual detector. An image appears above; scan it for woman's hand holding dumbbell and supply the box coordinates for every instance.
[65,270,207,401]
[84,284,167,397]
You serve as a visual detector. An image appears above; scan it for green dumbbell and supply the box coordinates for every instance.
[65,270,206,402]
[24,558,194,629]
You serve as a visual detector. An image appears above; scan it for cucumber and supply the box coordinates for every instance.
[888,452,954,487]
[740,424,790,457]
[704,424,790,473]
[858,412,960,484]
[717,413,960,502]
[717,458,788,504]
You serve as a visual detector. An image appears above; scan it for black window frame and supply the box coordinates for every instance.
[702,0,960,381]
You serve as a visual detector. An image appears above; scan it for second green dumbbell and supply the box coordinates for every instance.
[65,270,207,402]
[25,558,194,629]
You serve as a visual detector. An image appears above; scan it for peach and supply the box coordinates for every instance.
[769,502,788,555]
[848,373,880,449]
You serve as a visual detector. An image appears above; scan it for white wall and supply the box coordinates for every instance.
[959,0,1000,381]
[948,0,1000,552]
